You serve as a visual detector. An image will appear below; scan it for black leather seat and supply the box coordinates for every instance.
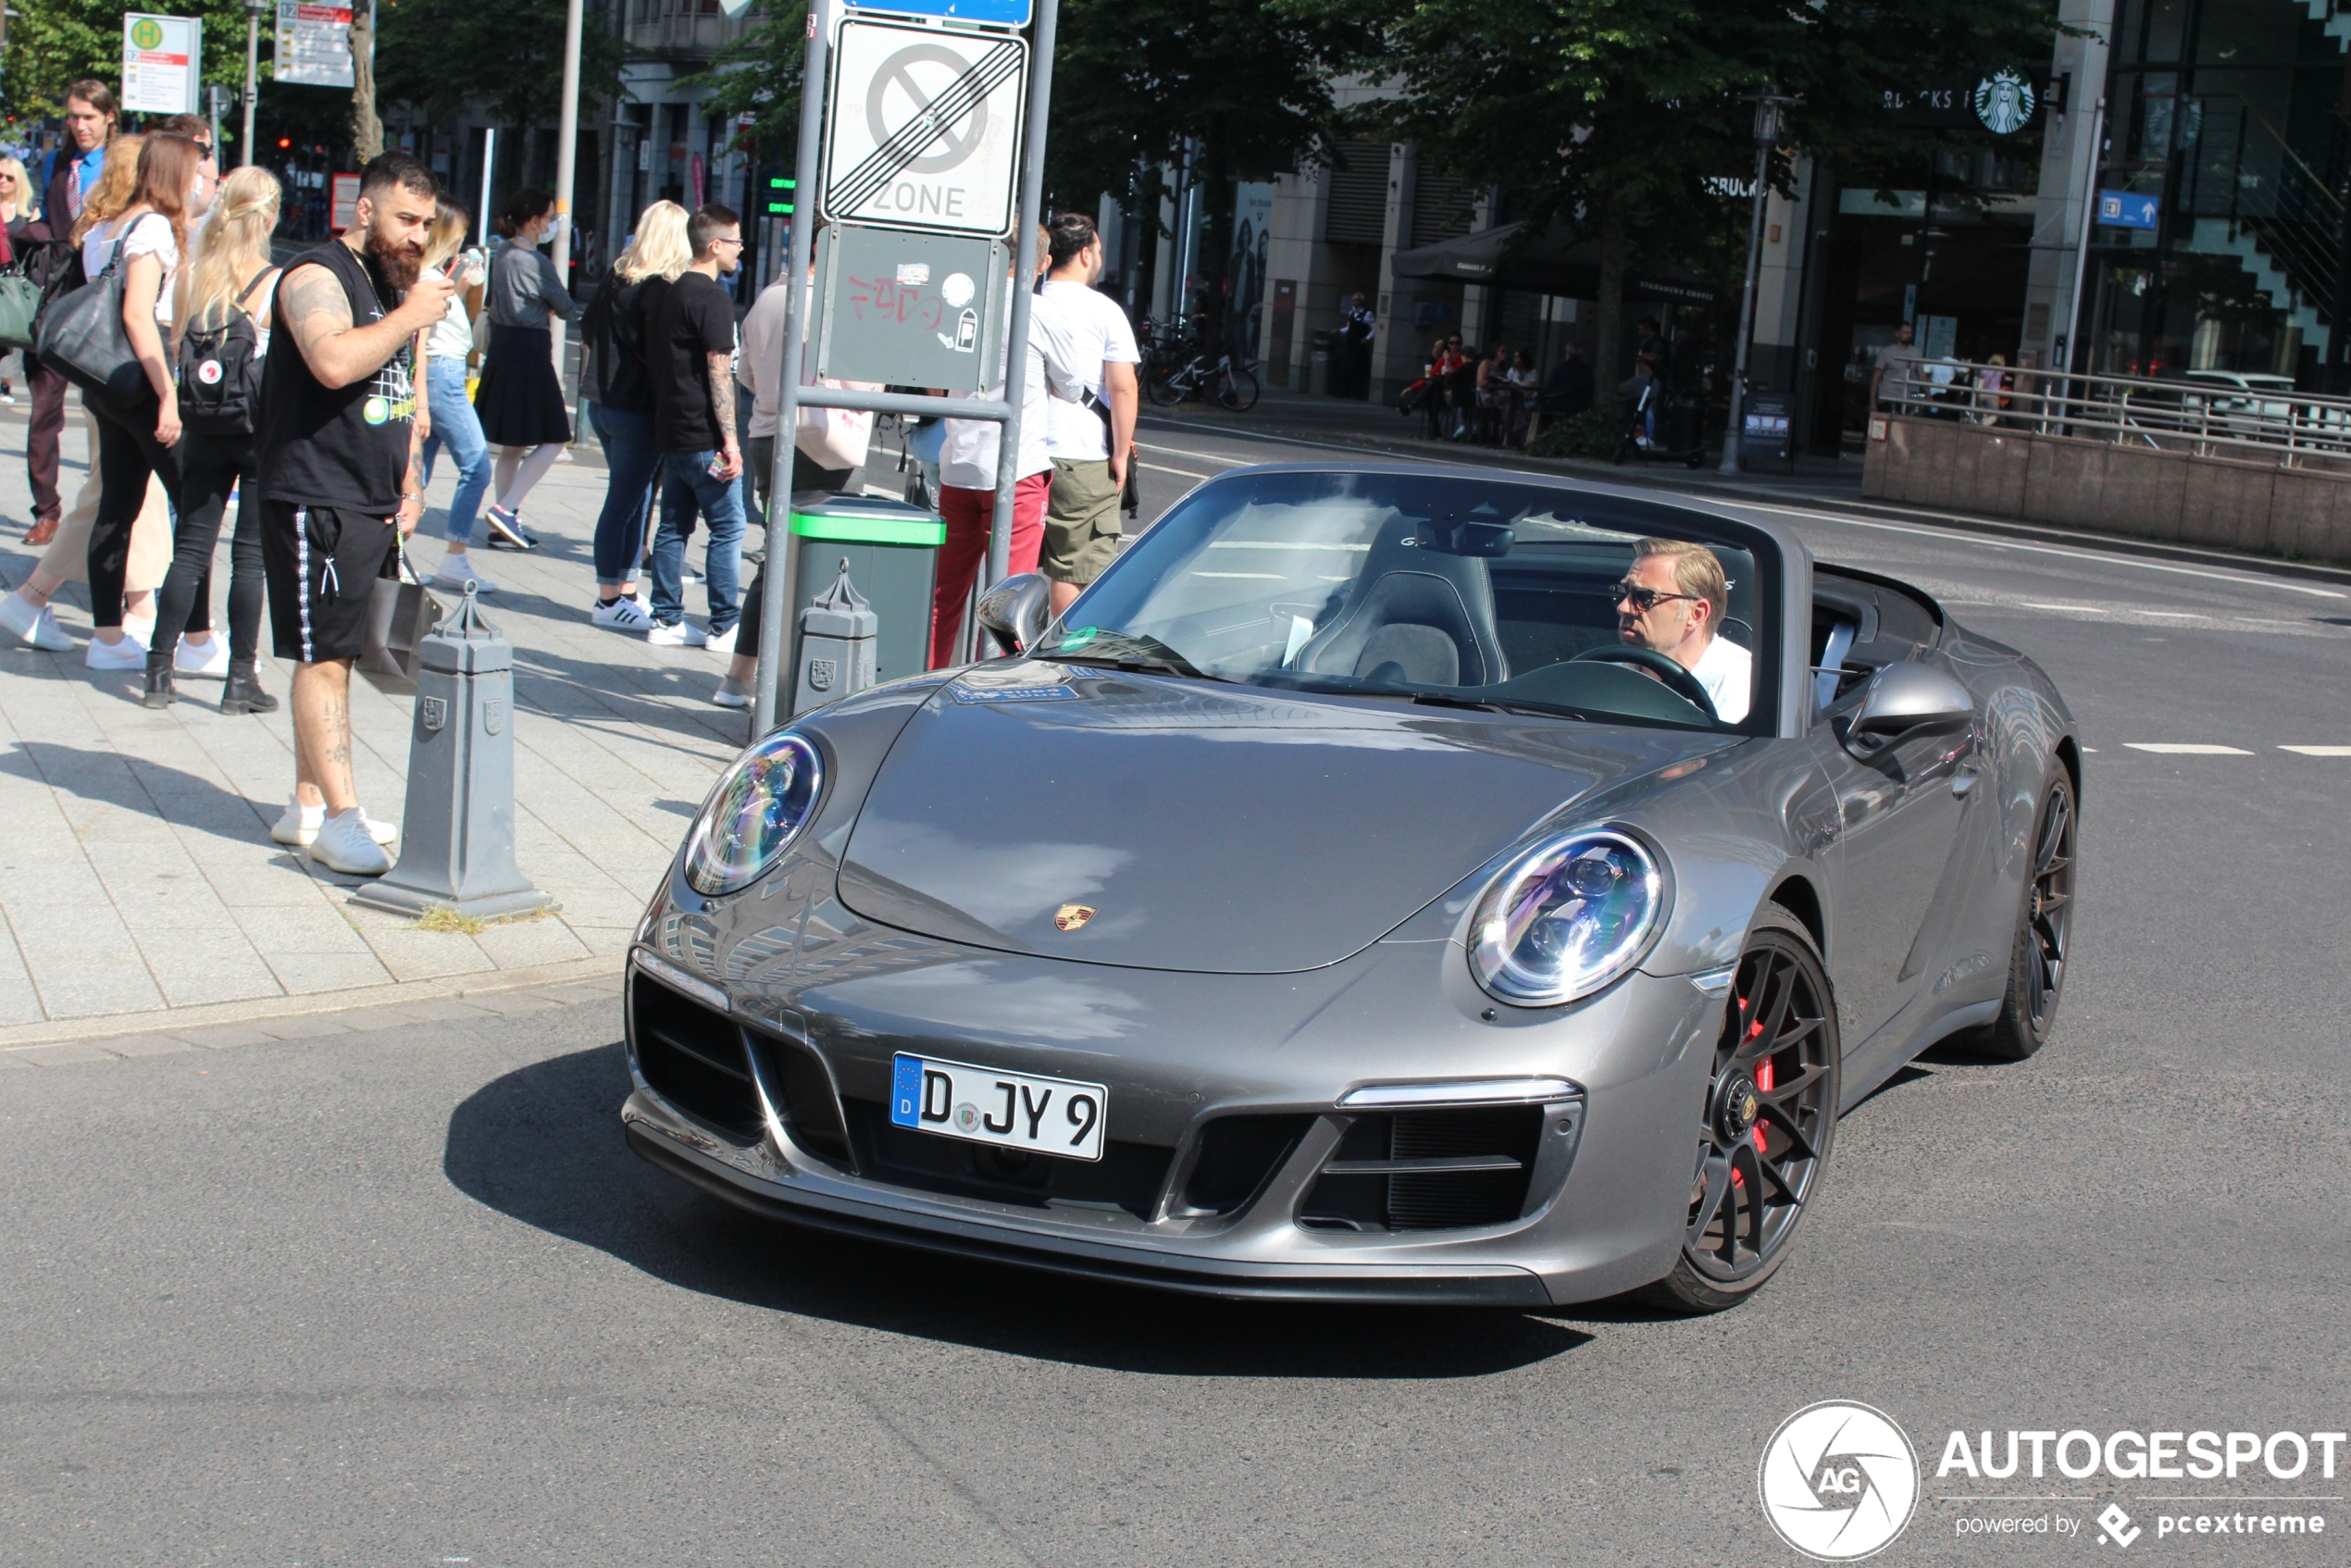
[1295,515,1509,688]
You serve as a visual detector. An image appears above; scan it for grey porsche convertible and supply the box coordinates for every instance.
[621,464,2077,1312]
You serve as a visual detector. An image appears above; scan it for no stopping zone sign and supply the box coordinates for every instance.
[822,19,1027,238]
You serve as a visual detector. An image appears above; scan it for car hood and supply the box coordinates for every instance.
[834,665,1732,974]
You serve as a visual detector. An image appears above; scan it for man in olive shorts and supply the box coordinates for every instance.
[1030,213,1138,615]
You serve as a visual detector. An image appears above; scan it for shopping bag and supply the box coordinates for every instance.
[358,549,446,693]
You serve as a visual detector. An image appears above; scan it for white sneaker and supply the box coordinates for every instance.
[592,595,653,631]
[270,796,398,848]
[175,633,231,678]
[85,632,146,671]
[311,808,392,876]
[431,565,496,594]
[704,623,739,654]
[0,594,72,652]
[712,676,753,709]
[646,618,707,648]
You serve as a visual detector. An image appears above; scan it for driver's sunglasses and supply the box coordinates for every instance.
[1613,582,1700,613]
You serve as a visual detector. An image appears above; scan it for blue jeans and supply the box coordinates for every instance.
[649,451,745,634]
[418,357,491,543]
[589,402,662,587]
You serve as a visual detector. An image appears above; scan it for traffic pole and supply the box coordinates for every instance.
[549,0,586,400]
[1721,86,1795,476]
[752,4,833,735]
[983,0,1058,588]
[243,0,265,168]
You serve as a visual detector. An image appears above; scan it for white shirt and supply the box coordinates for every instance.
[87,213,179,325]
[1690,634,1752,724]
[1030,279,1138,462]
[427,251,488,361]
[941,279,1052,490]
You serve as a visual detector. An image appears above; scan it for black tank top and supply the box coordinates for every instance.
[256,239,417,510]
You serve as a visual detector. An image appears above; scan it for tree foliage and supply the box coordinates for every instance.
[376,0,625,140]
[5,0,258,118]
[686,0,810,156]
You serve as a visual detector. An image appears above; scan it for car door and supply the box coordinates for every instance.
[1807,584,1978,1049]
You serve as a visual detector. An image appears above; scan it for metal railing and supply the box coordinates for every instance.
[1880,358,2351,469]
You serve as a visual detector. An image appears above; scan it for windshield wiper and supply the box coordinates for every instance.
[1059,653,1231,682]
[1407,691,1590,721]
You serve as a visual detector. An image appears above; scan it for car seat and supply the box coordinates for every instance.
[1294,514,1510,688]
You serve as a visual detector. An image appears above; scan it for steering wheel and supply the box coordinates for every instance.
[1570,644,1720,721]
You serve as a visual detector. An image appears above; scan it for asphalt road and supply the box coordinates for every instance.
[6,425,2350,1567]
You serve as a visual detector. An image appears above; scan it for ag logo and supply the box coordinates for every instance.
[1759,1401,1920,1561]
[196,358,223,385]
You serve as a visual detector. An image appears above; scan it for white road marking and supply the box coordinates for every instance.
[1136,440,1246,467]
[2124,743,2254,754]
[1140,462,1213,479]
[2281,745,2351,756]
[2020,601,2108,613]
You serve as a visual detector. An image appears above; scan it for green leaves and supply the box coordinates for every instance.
[6,0,259,117]
[376,0,625,137]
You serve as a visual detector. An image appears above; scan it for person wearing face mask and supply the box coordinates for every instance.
[471,187,580,552]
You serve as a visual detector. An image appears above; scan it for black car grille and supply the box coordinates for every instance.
[1179,1114,1315,1216]
[838,1097,1176,1221]
[1299,1107,1545,1232]
[631,973,762,1139]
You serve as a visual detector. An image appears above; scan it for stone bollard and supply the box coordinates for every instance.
[352,586,556,920]
[792,557,878,716]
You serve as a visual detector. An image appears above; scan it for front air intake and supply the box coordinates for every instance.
[630,971,762,1139]
[1298,1106,1546,1232]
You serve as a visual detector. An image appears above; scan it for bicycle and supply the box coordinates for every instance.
[1146,347,1261,411]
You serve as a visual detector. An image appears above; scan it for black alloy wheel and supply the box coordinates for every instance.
[1648,909,1840,1313]
[1974,773,2076,1061]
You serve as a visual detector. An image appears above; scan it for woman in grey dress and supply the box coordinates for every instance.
[470,187,578,548]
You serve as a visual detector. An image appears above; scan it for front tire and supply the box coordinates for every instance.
[1972,772,2076,1061]
[1645,909,1840,1313]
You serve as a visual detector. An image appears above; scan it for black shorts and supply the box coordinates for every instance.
[261,500,399,664]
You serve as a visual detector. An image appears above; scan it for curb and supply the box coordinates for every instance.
[0,953,626,1064]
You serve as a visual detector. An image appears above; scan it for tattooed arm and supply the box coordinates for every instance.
[398,366,428,535]
[281,255,457,390]
[707,350,742,480]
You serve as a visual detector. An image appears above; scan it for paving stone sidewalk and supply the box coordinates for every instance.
[0,407,755,1044]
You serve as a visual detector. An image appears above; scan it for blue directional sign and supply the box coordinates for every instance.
[2097,190,2160,230]
[842,0,1034,29]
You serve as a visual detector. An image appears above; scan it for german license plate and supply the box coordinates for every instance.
[889,1053,1107,1162]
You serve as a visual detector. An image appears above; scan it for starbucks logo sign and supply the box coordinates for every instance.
[1973,70,2036,135]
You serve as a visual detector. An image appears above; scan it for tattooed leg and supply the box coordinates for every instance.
[292,658,361,815]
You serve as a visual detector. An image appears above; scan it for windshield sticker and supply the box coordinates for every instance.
[1057,627,1101,652]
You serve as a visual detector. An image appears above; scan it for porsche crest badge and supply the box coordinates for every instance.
[1054,903,1096,931]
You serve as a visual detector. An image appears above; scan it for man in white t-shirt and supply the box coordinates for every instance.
[1613,538,1751,724]
[1028,212,1138,615]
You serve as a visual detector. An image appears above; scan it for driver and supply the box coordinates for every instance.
[1615,538,1750,722]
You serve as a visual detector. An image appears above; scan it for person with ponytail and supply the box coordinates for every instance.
[470,186,578,550]
[143,165,283,712]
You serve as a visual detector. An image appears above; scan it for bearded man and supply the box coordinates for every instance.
[255,153,457,875]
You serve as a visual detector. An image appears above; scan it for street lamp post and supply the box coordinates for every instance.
[243,0,267,168]
[1720,85,1799,475]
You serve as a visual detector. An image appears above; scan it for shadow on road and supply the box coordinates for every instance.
[444,1040,1595,1377]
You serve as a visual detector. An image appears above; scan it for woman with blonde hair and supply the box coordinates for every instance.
[0,154,36,405]
[581,198,691,628]
[416,201,497,591]
[0,135,178,662]
[143,165,282,712]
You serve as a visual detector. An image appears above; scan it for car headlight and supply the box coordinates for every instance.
[1468,829,1666,1006]
[684,730,823,896]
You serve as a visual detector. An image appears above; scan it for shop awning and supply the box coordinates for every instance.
[1390,220,1723,306]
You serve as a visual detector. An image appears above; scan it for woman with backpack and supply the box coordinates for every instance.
[580,199,690,631]
[470,187,579,551]
[143,164,280,712]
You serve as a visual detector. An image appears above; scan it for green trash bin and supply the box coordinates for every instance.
[783,493,944,703]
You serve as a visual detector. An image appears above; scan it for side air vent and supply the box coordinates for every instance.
[1179,1114,1315,1216]
[1298,1106,1546,1232]
[745,1029,853,1168]
[631,972,761,1139]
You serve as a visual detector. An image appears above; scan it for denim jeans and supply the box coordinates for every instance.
[419,356,491,543]
[589,402,662,586]
[649,450,745,634]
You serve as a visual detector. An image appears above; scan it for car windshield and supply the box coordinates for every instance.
[1054,470,1769,731]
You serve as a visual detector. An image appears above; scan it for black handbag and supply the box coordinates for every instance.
[358,545,446,694]
[36,237,146,405]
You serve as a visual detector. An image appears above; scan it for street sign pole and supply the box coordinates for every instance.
[549,0,586,405]
[243,1,264,167]
[753,4,835,736]
[985,0,1055,587]
[752,0,1052,732]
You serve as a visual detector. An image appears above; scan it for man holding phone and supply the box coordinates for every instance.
[642,204,747,650]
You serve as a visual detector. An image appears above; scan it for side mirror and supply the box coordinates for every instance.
[1844,660,1972,756]
[975,572,1051,657]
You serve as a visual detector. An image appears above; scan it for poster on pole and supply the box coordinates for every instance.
[821,19,1027,239]
[122,14,203,115]
[276,0,355,88]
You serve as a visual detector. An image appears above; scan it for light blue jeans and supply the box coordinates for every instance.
[419,356,492,543]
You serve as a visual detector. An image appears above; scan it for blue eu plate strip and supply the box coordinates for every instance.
[890,1053,924,1127]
